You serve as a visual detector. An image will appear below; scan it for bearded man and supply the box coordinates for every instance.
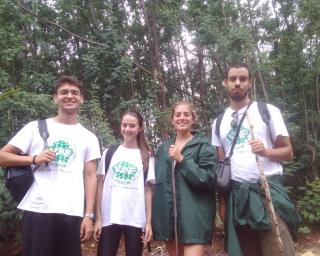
[211,63,301,256]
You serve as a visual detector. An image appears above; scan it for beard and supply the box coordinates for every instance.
[229,88,249,101]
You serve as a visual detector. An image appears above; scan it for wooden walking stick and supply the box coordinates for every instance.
[246,113,284,255]
[171,160,180,256]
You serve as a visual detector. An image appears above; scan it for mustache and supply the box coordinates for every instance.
[229,89,249,101]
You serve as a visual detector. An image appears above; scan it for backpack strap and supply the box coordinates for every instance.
[257,101,270,126]
[143,163,148,183]
[215,101,271,138]
[104,144,120,174]
[215,112,225,137]
[37,119,49,149]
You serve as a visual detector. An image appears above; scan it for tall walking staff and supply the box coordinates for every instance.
[171,160,179,256]
[246,113,284,255]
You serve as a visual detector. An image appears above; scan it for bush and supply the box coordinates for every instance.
[0,169,22,254]
[297,178,320,225]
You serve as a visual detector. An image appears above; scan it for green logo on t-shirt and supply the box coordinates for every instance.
[226,127,250,150]
[111,161,139,185]
[50,138,76,168]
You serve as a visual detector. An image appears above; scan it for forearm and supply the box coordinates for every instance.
[264,145,293,161]
[216,147,225,161]
[95,176,104,221]
[250,136,293,162]
[84,162,97,215]
[0,151,33,167]
[145,183,153,224]
[0,144,33,167]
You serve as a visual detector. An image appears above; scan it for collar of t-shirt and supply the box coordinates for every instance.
[227,104,249,120]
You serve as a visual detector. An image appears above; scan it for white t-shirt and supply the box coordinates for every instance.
[97,145,155,228]
[212,102,289,182]
[9,118,101,217]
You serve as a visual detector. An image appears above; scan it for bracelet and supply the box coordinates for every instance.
[32,155,37,165]
[84,213,95,220]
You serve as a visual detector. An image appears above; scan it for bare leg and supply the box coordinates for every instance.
[183,244,204,256]
[165,241,184,256]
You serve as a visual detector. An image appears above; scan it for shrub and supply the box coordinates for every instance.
[0,170,22,254]
[297,178,320,224]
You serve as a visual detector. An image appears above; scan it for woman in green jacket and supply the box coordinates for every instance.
[152,101,216,256]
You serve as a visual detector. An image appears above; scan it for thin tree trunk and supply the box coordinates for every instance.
[197,44,205,101]
[173,40,185,99]
[143,0,168,139]
[179,31,194,96]
[237,0,269,101]
[315,38,320,115]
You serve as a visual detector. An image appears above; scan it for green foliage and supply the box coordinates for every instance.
[0,89,56,146]
[298,225,311,234]
[80,98,116,148]
[0,169,22,250]
[297,178,320,224]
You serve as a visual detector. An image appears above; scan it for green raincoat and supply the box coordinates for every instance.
[152,132,216,244]
[226,175,301,256]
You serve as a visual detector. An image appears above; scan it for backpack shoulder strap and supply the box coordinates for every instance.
[215,111,225,138]
[257,101,270,126]
[214,102,270,139]
[143,154,150,184]
[104,144,120,174]
[37,119,49,149]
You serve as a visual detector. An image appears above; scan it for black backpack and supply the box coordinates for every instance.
[215,101,270,138]
[4,119,49,202]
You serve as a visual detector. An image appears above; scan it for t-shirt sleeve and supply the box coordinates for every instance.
[268,104,289,142]
[146,156,156,184]
[97,149,108,175]
[8,121,37,154]
[85,133,101,163]
[211,119,222,147]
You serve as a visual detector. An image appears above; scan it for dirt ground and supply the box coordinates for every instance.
[1,226,319,255]
[81,227,320,256]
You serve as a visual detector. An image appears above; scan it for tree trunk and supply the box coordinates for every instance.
[143,0,168,139]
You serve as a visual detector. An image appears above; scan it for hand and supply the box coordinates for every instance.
[93,219,102,242]
[34,149,56,165]
[141,223,153,243]
[168,145,184,162]
[249,139,267,157]
[80,217,93,242]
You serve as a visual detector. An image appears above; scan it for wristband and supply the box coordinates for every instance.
[32,155,37,165]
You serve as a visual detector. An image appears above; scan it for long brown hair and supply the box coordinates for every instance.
[122,109,152,172]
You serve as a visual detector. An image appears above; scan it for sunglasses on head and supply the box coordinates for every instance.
[231,111,238,128]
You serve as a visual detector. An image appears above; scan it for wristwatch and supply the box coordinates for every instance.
[84,213,95,220]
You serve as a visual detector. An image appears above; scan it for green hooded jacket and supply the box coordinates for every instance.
[152,132,216,244]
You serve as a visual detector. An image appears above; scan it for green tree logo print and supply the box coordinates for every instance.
[50,138,75,168]
[111,161,139,185]
[226,127,250,150]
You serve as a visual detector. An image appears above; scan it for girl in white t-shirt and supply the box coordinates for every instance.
[93,109,155,256]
